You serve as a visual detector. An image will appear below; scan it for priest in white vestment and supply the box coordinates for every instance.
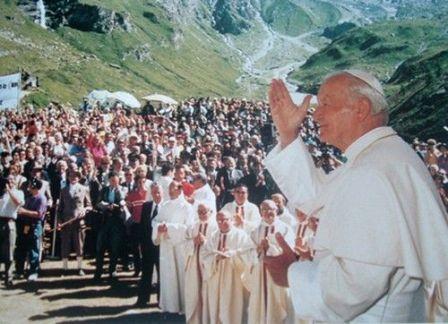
[191,173,217,216]
[185,203,217,324]
[201,210,254,324]
[246,200,295,324]
[271,193,297,228]
[152,180,194,314]
[264,70,448,322]
[220,183,261,234]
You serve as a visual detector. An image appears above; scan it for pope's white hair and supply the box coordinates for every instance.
[324,69,389,122]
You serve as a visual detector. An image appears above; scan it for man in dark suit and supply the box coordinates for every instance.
[94,172,128,282]
[216,156,244,206]
[135,183,163,307]
[80,158,102,258]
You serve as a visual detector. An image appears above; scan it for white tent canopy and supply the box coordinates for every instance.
[86,90,111,104]
[107,91,141,109]
[142,94,178,105]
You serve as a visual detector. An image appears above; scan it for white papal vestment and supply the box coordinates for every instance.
[265,126,448,322]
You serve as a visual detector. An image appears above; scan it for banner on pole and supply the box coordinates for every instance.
[0,72,21,110]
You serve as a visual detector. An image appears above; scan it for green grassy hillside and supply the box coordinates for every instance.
[289,19,448,141]
[259,0,341,36]
[0,0,241,106]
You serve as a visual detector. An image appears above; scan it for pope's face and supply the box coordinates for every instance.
[314,77,358,151]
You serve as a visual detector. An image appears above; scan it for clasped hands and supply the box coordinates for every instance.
[193,232,205,246]
[157,223,168,235]
[234,213,244,227]
[257,238,269,256]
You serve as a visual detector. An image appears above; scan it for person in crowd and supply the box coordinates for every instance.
[125,174,150,277]
[136,183,163,307]
[16,178,47,281]
[174,164,195,199]
[220,183,261,234]
[94,172,127,282]
[57,170,91,276]
[216,156,244,205]
[0,176,25,287]
[157,162,174,200]
[152,180,194,314]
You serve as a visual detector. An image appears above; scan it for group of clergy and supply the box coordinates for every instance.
[150,180,314,324]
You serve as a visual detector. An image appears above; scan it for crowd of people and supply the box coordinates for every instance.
[0,94,446,322]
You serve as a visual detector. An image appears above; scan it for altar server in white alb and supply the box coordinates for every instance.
[246,200,295,324]
[152,180,194,314]
[264,70,448,322]
[184,203,217,324]
[220,183,261,234]
[201,210,254,324]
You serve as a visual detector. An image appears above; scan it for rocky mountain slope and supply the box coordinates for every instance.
[289,19,448,141]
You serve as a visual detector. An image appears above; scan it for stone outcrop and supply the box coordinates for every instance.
[18,0,132,33]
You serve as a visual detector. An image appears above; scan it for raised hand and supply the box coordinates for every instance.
[268,79,312,148]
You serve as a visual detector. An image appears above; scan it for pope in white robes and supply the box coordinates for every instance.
[201,210,254,324]
[246,200,295,324]
[152,180,194,314]
[220,184,261,234]
[264,71,448,322]
[184,203,217,324]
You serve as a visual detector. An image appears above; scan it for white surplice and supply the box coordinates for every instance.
[184,220,217,324]
[201,227,254,324]
[278,208,297,228]
[192,183,217,216]
[246,219,295,324]
[152,195,194,313]
[220,200,261,234]
[265,126,448,322]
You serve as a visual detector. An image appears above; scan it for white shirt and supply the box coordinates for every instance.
[192,183,216,215]
[0,189,25,220]
[265,126,448,322]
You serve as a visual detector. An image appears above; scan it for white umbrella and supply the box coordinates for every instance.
[87,90,111,104]
[108,91,141,109]
[142,94,178,105]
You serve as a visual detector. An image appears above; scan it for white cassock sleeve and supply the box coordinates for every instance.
[265,137,324,207]
[288,256,393,322]
[242,206,261,234]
